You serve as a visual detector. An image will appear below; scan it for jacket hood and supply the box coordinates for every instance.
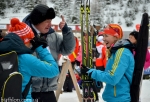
[23,14,55,36]
[0,33,32,54]
[111,39,134,54]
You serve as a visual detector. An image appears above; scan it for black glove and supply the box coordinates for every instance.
[81,65,93,77]
[30,36,47,50]
[75,60,80,66]
[81,65,90,74]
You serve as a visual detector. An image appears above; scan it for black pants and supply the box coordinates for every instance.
[31,91,57,102]
[96,66,105,92]
[63,61,75,92]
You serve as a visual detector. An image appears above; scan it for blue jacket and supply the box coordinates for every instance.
[23,15,75,92]
[88,39,134,102]
[0,33,59,101]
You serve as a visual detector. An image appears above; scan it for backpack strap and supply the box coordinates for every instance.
[22,77,32,99]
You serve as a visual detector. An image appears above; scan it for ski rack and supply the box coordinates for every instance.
[56,60,82,102]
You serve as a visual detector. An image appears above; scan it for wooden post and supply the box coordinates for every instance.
[68,61,82,102]
[56,60,69,101]
[56,60,82,102]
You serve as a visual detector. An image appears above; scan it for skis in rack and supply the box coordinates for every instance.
[80,0,99,102]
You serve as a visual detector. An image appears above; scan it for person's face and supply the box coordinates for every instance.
[35,19,52,34]
[129,35,137,44]
[103,34,118,48]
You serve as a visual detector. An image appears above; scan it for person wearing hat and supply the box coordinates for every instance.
[23,4,75,102]
[81,24,134,102]
[94,33,107,93]
[0,18,59,102]
[129,31,150,72]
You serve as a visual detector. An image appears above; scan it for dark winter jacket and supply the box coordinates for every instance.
[23,15,75,92]
[0,33,59,101]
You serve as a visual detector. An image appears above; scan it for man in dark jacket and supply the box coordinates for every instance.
[23,4,75,102]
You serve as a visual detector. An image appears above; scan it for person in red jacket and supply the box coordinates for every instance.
[94,32,107,92]
[95,34,107,69]
[63,36,80,92]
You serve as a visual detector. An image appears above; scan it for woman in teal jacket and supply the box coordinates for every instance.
[0,18,59,102]
[0,33,59,102]
[82,24,135,102]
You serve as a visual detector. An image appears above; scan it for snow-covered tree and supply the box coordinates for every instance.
[133,6,139,14]
[6,0,15,8]
[51,0,56,3]
[53,5,60,16]
[111,17,114,23]
[125,17,133,27]
[41,0,46,5]
[139,0,143,4]
[0,0,6,16]
[24,0,35,13]
[123,10,128,18]
[105,0,111,5]
[118,18,122,25]
[120,0,124,7]
[105,16,111,24]
[112,0,119,4]
[142,5,148,13]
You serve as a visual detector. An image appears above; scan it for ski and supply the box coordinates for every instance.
[80,0,98,102]
[130,13,149,102]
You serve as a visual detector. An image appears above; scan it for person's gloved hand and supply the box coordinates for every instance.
[30,36,47,50]
[81,65,95,78]
[81,65,90,75]
[75,60,80,66]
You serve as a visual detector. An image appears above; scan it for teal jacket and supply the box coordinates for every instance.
[88,39,134,102]
[0,33,59,102]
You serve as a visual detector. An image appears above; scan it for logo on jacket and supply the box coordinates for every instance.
[1,62,13,70]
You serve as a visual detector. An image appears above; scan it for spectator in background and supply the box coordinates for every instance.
[63,36,80,92]
[94,33,107,92]
[129,31,150,70]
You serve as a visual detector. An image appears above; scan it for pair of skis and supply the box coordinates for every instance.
[80,0,98,102]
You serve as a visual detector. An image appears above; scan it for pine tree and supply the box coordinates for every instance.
[51,0,56,3]
[133,6,139,14]
[24,0,35,13]
[142,5,148,13]
[123,10,128,18]
[112,0,119,4]
[118,18,122,25]
[6,0,15,8]
[0,0,6,16]
[111,17,114,23]
[120,0,124,7]
[53,5,60,16]
[125,17,133,27]
[105,16,111,24]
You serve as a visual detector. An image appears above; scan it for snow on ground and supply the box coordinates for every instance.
[58,80,150,102]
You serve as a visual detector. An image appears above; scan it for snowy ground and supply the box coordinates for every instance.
[58,80,150,102]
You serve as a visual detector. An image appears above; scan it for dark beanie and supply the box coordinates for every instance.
[30,4,55,25]
[129,31,139,40]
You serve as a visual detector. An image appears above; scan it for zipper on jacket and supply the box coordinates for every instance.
[114,86,116,97]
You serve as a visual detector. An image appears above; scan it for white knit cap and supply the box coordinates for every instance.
[97,36,104,43]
